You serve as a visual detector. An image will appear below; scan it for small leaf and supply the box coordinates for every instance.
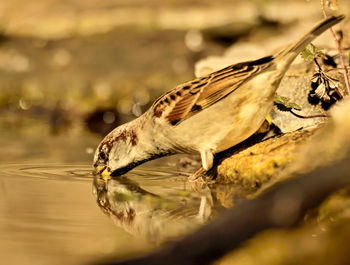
[274,94,288,105]
[274,93,302,111]
[288,102,302,111]
[302,44,319,61]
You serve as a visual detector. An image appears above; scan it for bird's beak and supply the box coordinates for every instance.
[94,165,111,179]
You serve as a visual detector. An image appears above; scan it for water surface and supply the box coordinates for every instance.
[0,160,219,265]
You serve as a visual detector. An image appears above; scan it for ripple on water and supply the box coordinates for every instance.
[0,163,94,181]
[0,162,188,182]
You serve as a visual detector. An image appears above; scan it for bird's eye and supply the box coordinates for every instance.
[99,152,107,160]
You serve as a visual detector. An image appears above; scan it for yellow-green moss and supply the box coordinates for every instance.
[216,129,317,187]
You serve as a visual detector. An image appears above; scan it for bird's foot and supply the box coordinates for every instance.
[188,167,206,182]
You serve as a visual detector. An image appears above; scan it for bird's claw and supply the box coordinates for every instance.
[188,167,206,182]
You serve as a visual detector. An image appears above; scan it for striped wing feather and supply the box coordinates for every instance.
[153,56,274,125]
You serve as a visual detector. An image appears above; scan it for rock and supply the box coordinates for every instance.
[216,128,318,187]
[216,188,350,265]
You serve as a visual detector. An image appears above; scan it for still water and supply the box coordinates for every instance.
[0,162,218,265]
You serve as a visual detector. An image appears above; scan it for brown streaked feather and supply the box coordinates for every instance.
[152,56,274,125]
[166,88,203,125]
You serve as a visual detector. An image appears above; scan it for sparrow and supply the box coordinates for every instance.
[93,15,344,180]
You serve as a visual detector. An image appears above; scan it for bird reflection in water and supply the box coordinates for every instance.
[92,173,215,244]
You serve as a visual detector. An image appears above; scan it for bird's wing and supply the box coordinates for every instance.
[152,56,274,126]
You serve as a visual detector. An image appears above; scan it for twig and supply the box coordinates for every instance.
[320,0,350,95]
[290,109,329,119]
[314,57,343,99]
[325,67,350,73]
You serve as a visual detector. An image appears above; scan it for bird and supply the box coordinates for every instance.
[93,15,344,180]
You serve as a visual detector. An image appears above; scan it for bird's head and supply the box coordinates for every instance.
[93,124,142,177]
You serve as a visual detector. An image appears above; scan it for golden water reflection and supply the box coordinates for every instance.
[92,168,215,245]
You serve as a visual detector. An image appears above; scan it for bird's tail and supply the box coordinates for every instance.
[275,15,344,66]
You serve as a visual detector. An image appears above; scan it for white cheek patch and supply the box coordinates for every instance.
[108,142,134,171]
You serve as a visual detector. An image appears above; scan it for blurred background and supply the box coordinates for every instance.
[2,0,344,163]
[0,0,348,265]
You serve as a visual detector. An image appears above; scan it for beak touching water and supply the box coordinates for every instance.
[94,164,111,179]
